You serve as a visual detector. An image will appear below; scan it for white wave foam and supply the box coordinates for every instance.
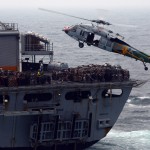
[108,129,150,138]
[90,130,150,150]
[101,130,150,150]
[127,96,150,107]
[138,96,150,100]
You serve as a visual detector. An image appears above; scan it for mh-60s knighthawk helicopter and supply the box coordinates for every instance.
[39,8,150,70]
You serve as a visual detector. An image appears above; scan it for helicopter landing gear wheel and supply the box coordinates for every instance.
[143,62,148,71]
[145,66,148,71]
[87,43,91,46]
[79,42,84,48]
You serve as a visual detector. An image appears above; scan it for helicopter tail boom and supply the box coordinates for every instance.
[112,43,150,70]
[103,37,150,63]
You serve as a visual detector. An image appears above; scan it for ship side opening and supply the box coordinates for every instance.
[102,89,123,98]
[65,90,91,102]
[24,93,52,102]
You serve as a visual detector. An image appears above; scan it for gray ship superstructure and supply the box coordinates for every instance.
[0,22,142,150]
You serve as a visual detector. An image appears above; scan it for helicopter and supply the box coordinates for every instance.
[39,8,150,70]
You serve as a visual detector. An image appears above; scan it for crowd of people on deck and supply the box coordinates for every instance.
[0,63,130,87]
[52,64,130,83]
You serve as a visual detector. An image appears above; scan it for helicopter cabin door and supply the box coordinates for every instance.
[98,37,113,52]
[86,33,94,45]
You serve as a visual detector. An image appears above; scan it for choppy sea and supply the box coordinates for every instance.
[0,7,150,150]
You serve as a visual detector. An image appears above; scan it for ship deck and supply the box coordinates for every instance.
[0,79,145,92]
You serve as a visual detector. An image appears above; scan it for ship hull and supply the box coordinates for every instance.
[0,81,135,149]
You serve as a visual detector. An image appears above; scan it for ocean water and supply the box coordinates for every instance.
[0,8,150,150]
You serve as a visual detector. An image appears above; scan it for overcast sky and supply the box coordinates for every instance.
[1,0,150,9]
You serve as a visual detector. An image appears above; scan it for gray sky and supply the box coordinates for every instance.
[1,0,150,9]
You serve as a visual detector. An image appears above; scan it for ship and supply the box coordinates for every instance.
[0,22,144,150]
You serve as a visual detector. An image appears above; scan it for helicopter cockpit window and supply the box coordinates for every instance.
[72,29,76,32]
[80,30,84,36]
[71,26,77,32]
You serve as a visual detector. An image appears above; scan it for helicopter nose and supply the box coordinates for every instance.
[62,26,70,33]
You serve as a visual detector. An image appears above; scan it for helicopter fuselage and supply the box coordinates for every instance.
[63,24,150,70]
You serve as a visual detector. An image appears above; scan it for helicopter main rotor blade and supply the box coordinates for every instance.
[112,23,137,28]
[39,8,91,22]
